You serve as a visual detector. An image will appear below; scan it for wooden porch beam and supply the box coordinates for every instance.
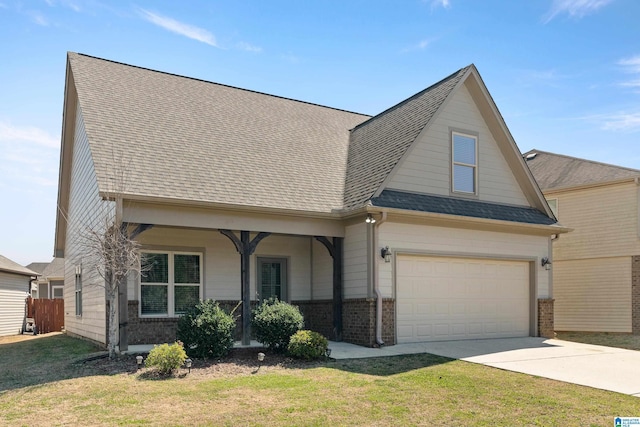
[314,236,343,341]
[220,230,271,345]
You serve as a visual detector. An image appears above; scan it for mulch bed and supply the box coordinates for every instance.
[76,347,326,378]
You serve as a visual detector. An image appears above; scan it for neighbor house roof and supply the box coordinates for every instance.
[67,53,370,214]
[524,149,640,191]
[25,262,49,275]
[344,66,471,210]
[0,255,38,277]
[42,258,65,279]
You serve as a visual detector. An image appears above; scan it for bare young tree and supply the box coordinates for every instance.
[84,219,143,358]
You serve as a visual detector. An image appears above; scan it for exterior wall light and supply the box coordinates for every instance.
[541,257,552,270]
[381,246,392,263]
[365,214,376,224]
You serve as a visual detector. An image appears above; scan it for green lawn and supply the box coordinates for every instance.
[1,333,639,426]
[556,331,640,351]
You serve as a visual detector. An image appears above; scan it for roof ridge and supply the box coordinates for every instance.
[71,52,371,118]
[526,148,640,173]
[351,64,472,132]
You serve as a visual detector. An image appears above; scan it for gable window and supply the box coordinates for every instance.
[546,198,558,218]
[452,132,478,194]
[140,251,202,317]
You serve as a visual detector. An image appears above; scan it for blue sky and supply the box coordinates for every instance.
[1,0,639,265]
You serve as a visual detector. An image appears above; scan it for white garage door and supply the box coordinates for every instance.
[396,255,530,343]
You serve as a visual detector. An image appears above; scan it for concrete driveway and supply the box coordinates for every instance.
[328,337,640,396]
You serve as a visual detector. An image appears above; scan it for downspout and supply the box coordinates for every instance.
[372,211,387,347]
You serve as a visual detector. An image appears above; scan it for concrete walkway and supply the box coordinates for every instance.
[327,337,640,397]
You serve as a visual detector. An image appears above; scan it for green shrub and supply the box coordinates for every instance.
[287,330,328,360]
[176,299,236,359]
[252,298,304,352]
[144,342,187,375]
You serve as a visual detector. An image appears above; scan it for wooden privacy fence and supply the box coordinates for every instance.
[26,297,64,334]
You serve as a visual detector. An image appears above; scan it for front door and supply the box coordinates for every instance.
[258,258,287,301]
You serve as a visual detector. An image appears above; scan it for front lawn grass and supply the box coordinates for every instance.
[556,331,640,351]
[1,334,639,426]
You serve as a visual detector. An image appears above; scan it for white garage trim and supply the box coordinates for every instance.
[393,250,537,343]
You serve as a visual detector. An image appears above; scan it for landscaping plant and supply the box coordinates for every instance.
[252,298,304,352]
[176,299,236,358]
[287,330,328,360]
[144,342,187,375]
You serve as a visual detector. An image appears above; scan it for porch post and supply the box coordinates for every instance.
[220,230,271,345]
[314,236,344,342]
[117,223,153,353]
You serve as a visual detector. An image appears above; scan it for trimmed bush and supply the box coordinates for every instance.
[176,299,236,359]
[144,342,187,375]
[287,330,328,360]
[252,298,304,352]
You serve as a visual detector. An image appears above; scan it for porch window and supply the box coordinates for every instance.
[140,251,202,316]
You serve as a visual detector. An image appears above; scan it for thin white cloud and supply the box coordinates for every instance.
[281,52,299,64]
[44,0,81,12]
[138,8,218,47]
[401,37,438,53]
[600,112,640,131]
[429,0,451,9]
[28,10,49,26]
[617,55,640,89]
[0,122,59,148]
[236,41,262,53]
[544,0,614,23]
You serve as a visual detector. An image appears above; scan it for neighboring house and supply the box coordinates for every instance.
[54,52,568,350]
[525,149,640,334]
[0,255,37,336]
[26,258,65,299]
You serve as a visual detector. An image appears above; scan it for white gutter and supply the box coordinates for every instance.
[372,211,387,346]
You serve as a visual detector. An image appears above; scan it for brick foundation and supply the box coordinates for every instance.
[537,298,555,339]
[293,300,334,339]
[342,298,395,347]
[633,256,640,334]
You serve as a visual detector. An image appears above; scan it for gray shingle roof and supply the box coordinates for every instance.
[524,149,640,191]
[25,262,50,275]
[69,53,370,214]
[372,190,556,225]
[343,66,471,210]
[42,258,65,278]
[0,255,38,276]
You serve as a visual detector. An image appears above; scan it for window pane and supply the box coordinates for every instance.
[141,285,168,315]
[175,285,200,315]
[454,164,475,193]
[453,134,476,165]
[142,253,168,283]
[175,254,200,284]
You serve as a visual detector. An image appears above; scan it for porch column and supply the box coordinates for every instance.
[220,230,271,345]
[117,223,154,353]
[314,236,343,342]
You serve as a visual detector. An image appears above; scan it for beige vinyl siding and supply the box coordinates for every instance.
[554,257,631,333]
[136,228,319,304]
[386,84,528,206]
[0,272,30,336]
[311,238,333,300]
[378,221,549,298]
[343,222,369,298]
[551,182,640,261]
[64,105,114,344]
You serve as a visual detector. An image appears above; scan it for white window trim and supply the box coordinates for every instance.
[75,265,82,317]
[52,285,64,299]
[451,131,478,195]
[139,250,203,318]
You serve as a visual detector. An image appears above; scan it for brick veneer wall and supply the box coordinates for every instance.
[342,298,395,347]
[632,256,640,334]
[537,298,555,339]
[293,300,333,339]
